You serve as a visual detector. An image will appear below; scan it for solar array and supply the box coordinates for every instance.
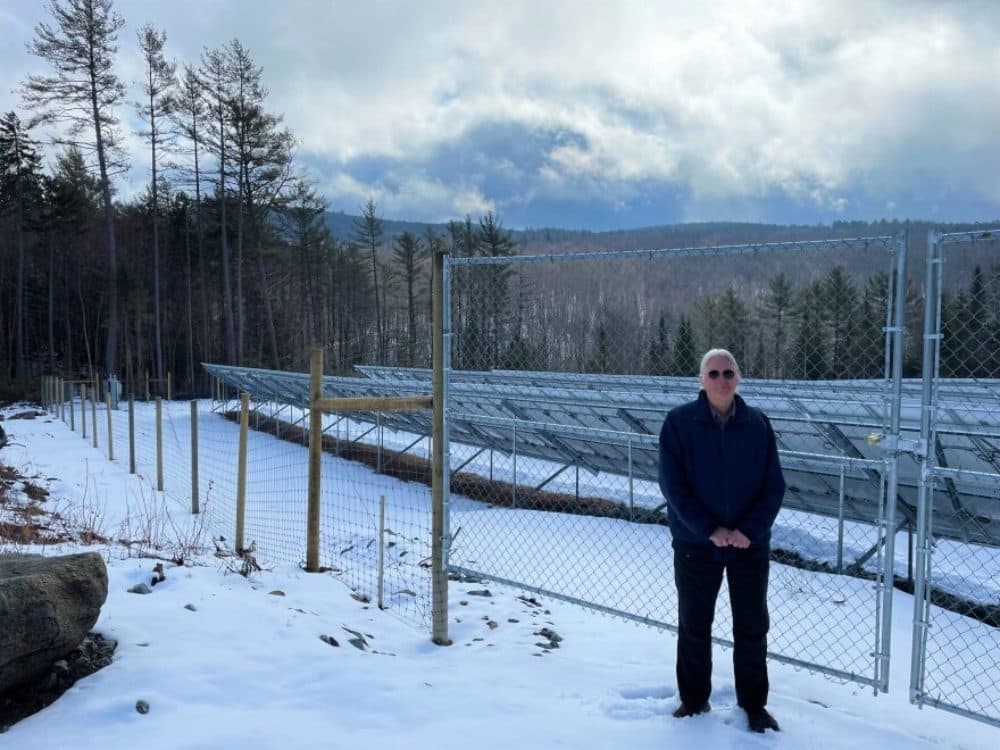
[203,363,1000,547]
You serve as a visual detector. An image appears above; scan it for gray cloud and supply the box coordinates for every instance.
[1,0,997,226]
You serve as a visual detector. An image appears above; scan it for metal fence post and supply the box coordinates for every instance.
[377,494,386,610]
[81,386,88,441]
[236,391,250,555]
[431,245,451,645]
[191,399,200,514]
[306,347,323,572]
[911,229,941,704]
[511,422,518,508]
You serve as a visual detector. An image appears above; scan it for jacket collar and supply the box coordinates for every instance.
[694,390,749,425]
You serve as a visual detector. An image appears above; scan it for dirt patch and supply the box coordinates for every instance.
[21,482,49,502]
[7,411,43,420]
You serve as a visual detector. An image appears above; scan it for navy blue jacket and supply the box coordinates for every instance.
[658,391,785,549]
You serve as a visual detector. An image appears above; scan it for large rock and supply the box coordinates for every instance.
[0,553,108,693]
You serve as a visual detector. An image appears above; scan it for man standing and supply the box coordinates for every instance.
[658,348,785,733]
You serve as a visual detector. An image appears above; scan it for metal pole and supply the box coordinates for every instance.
[167,371,172,401]
[511,422,518,508]
[430,245,451,645]
[628,435,634,521]
[837,464,845,574]
[106,394,114,461]
[911,229,940,704]
[876,231,908,692]
[235,391,250,554]
[191,400,200,514]
[306,347,323,572]
[377,412,382,471]
[377,494,386,610]
[156,397,164,492]
[128,393,136,474]
[81,386,87,440]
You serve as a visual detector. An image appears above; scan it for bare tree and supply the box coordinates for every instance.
[23,0,127,377]
[136,22,176,383]
[167,65,210,369]
[199,45,237,363]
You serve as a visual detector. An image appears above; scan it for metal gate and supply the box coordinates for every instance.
[443,233,908,691]
[911,228,1000,727]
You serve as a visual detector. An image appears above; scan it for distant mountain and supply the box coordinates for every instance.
[323,210,993,278]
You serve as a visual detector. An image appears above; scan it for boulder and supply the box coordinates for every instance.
[0,552,108,693]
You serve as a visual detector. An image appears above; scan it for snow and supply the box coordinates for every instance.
[1,401,997,749]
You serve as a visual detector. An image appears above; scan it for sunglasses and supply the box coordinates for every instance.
[707,369,736,380]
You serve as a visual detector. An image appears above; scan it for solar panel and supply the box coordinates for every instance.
[203,363,999,547]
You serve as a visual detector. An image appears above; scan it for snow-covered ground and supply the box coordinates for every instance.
[0,400,997,749]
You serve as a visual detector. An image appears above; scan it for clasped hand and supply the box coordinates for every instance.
[709,527,751,549]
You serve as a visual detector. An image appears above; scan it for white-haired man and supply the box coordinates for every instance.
[658,348,785,733]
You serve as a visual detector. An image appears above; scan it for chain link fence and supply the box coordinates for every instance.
[911,229,1000,727]
[445,235,909,689]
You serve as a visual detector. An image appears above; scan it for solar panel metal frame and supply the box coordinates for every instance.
[205,363,1000,547]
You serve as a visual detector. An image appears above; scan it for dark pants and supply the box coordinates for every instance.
[673,544,770,711]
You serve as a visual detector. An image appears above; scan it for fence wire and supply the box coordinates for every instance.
[446,236,907,689]
[913,229,1000,728]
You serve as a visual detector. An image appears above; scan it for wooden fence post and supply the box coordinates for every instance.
[306,347,323,572]
[190,400,200,514]
[128,393,136,474]
[235,391,250,554]
[106,394,114,461]
[156,397,164,491]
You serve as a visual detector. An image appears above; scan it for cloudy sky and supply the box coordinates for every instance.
[2,0,998,229]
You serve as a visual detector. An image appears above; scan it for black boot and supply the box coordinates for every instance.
[746,707,780,733]
[672,702,711,718]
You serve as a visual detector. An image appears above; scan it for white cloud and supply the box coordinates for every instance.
[2,0,998,220]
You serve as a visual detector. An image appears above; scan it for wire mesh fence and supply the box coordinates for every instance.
[912,229,1000,727]
[32,224,1000,728]
[39,383,434,627]
[446,235,909,689]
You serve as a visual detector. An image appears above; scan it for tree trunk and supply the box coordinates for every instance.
[151,112,163,383]
[47,233,55,373]
[14,180,25,378]
[91,66,118,377]
[184,205,195,392]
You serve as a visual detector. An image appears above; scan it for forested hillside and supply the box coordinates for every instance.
[2,1,998,396]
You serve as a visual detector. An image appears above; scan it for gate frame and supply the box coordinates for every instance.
[443,233,909,692]
[910,227,1000,729]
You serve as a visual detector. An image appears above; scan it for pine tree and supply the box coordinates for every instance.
[136,23,176,383]
[821,266,859,378]
[477,212,515,369]
[354,197,385,362]
[22,0,127,376]
[0,112,43,377]
[393,231,421,366]
[761,272,794,378]
[671,315,697,376]
[647,313,670,375]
